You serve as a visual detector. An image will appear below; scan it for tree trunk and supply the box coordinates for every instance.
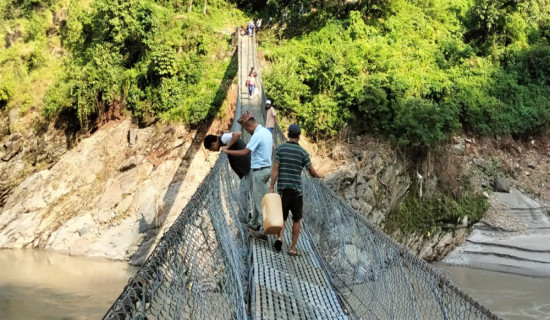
[188,0,193,12]
[203,0,207,15]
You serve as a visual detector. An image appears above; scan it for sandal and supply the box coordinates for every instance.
[287,250,300,257]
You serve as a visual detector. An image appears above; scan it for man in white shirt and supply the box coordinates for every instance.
[256,18,262,31]
[248,20,254,36]
[265,100,276,134]
[222,111,272,241]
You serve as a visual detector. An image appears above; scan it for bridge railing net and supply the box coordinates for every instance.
[102,152,251,320]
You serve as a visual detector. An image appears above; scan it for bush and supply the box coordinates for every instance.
[298,94,348,137]
[385,190,489,235]
[392,98,461,147]
[0,77,15,108]
[262,3,550,147]
[5,0,53,15]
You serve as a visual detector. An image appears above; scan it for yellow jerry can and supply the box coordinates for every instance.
[262,193,284,234]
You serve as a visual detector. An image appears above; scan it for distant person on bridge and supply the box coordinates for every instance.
[265,100,276,133]
[246,70,256,98]
[256,18,262,31]
[248,20,254,36]
[269,124,323,255]
[223,111,273,241]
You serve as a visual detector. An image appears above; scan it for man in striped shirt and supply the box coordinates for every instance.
[269,124,323,256]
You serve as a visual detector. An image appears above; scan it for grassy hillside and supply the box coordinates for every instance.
[260,0,550,148]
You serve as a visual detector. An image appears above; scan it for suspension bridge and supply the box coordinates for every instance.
[103,31,500,320]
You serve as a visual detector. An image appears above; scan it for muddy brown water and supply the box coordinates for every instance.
[436,263,550,320]
[0,249,137,320]
[0,249,548,319]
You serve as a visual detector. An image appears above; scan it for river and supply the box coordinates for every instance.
[0,249,548,319]
[0,249,137,320]
[436,263,550,320]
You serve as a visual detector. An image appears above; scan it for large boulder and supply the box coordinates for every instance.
[493,176,510,193]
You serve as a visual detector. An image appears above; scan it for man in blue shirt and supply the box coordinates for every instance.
[222,111,272,240]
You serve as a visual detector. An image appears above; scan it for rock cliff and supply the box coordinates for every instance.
[0,119,215,264]
[319,131,550,263]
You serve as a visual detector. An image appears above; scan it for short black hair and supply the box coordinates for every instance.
[288,132,300,139]
[247,117,256,124]
[203,135,218,149]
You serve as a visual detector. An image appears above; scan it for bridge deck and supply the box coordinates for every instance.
[250,223,348,319]
[238,33,349,320]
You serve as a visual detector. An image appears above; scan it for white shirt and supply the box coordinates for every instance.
[221,133,232,145]
[265,107,276,128]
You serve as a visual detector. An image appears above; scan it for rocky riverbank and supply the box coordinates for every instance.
[444,189,550,277]
[315,135,469,260]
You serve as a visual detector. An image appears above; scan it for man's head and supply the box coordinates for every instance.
[265,99,272,110]
[238,111,258,134]
[203,135,220,151]
[288,123,301,140]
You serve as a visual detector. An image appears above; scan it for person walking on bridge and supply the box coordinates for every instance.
[269,124,323,255]
[248,20,254,36]
[223,111,272,241]
[256,18,262,31]
[246,70,256,98]
[264,99,276,134]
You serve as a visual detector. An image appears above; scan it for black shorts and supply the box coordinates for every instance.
[279,189,303,222]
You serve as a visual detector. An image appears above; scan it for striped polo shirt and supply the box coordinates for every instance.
[274,141,311,193]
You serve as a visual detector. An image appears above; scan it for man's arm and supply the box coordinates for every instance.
[226,132,242,149]
[308,166,324,179]
[222,147,250,157]
[269,162,280,193]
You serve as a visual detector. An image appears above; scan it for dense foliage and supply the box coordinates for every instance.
[48,0,244,128]
[262,0,550,147]
[0,0,61,118]
[1,0,245,129]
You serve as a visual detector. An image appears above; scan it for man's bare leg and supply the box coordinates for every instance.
[289,220,301,254]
